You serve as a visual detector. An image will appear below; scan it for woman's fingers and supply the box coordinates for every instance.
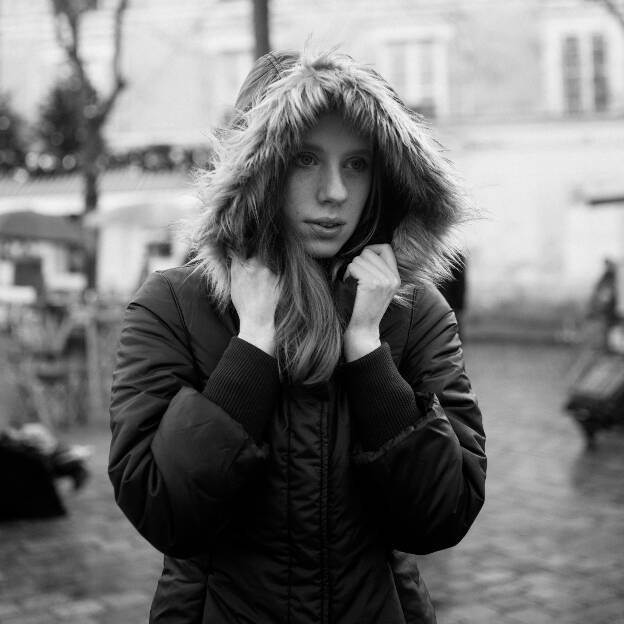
[344,244,400,290]
[343,245,401,360]
[363,244,400,276]
[344,259,379,285]
[359,247,399,282]
[230,255,279,355]
[346,254,388,284]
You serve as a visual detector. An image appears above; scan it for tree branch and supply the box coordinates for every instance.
[96,0,129,121]
[50,0,89,88]
[589,0,624,29]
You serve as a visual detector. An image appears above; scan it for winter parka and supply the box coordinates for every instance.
[108,51,486,624]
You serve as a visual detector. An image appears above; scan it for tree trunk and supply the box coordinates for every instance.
[82,120,103,289]
[84,166,99,213]
[253,0,270,59]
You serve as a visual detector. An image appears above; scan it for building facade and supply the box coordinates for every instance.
[1,0,623,317]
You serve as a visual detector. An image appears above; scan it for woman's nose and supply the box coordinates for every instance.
[317,164,348,205]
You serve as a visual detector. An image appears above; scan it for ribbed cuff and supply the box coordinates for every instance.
[342,343,423,451]
[202,337,280,443]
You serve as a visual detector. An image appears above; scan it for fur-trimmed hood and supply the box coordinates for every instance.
[192,49,468,299]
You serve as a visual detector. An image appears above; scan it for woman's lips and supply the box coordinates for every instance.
[305,220,345,239]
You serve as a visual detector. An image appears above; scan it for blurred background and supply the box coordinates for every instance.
[0,1,623,623]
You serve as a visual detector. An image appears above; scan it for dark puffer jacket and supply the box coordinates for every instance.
[109,50,486,623]
[109,266,485,623]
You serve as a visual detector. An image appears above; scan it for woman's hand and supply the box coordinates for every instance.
[230,256,280,355]
[343,244,401,362]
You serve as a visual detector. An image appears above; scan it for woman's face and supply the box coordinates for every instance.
[283,112,373,258]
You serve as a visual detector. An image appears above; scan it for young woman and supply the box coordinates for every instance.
[109,50,486,624]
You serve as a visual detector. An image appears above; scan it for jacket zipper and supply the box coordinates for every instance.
[287,404,293,624]
[320,399,329,624]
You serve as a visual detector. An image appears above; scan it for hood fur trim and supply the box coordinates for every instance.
[192,50,469,300]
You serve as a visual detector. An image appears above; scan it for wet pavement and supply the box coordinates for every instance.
[1,341,623,623]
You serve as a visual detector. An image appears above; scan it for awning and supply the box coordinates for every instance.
[0,211,87,246]
[84,200,198,228]
[587,194,624,207]
[580,184,624,207]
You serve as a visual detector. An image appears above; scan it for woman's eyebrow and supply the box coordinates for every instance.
[300,141,324,152]
[346,147,374,157]
[300,142,373,157]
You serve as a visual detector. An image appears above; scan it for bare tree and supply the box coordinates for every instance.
[588,0,624,29]
[51,0,130,286]
[253,0,271,59]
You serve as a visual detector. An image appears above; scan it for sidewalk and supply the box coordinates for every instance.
[0,418,162,624]
[0,341,623,623]
[419,342,624,624]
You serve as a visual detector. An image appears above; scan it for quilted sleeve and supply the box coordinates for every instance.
[109,272,279,558]
[344,283,486,554]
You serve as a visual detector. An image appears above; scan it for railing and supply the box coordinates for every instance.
[2,300,124,431]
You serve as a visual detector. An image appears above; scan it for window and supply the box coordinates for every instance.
[376,26,451,118]
[543,14,623,116]
[562,35,582,113]
[561,32,611,114]
[146,240,172,258]
[592,34,609,112]
[385,40,438,117]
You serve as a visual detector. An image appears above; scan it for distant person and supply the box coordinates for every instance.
[439,253,467,338]
[0,345,90,520]
[109,50,486,623]
[588,258,619,350]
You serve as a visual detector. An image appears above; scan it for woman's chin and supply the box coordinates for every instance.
[303,240,343,259]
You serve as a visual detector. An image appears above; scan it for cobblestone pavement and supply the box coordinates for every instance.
[419,343,624,624]
[1,342,623,623]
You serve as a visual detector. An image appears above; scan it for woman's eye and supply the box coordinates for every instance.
[294,153,317,167]
[346,157,369,172]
